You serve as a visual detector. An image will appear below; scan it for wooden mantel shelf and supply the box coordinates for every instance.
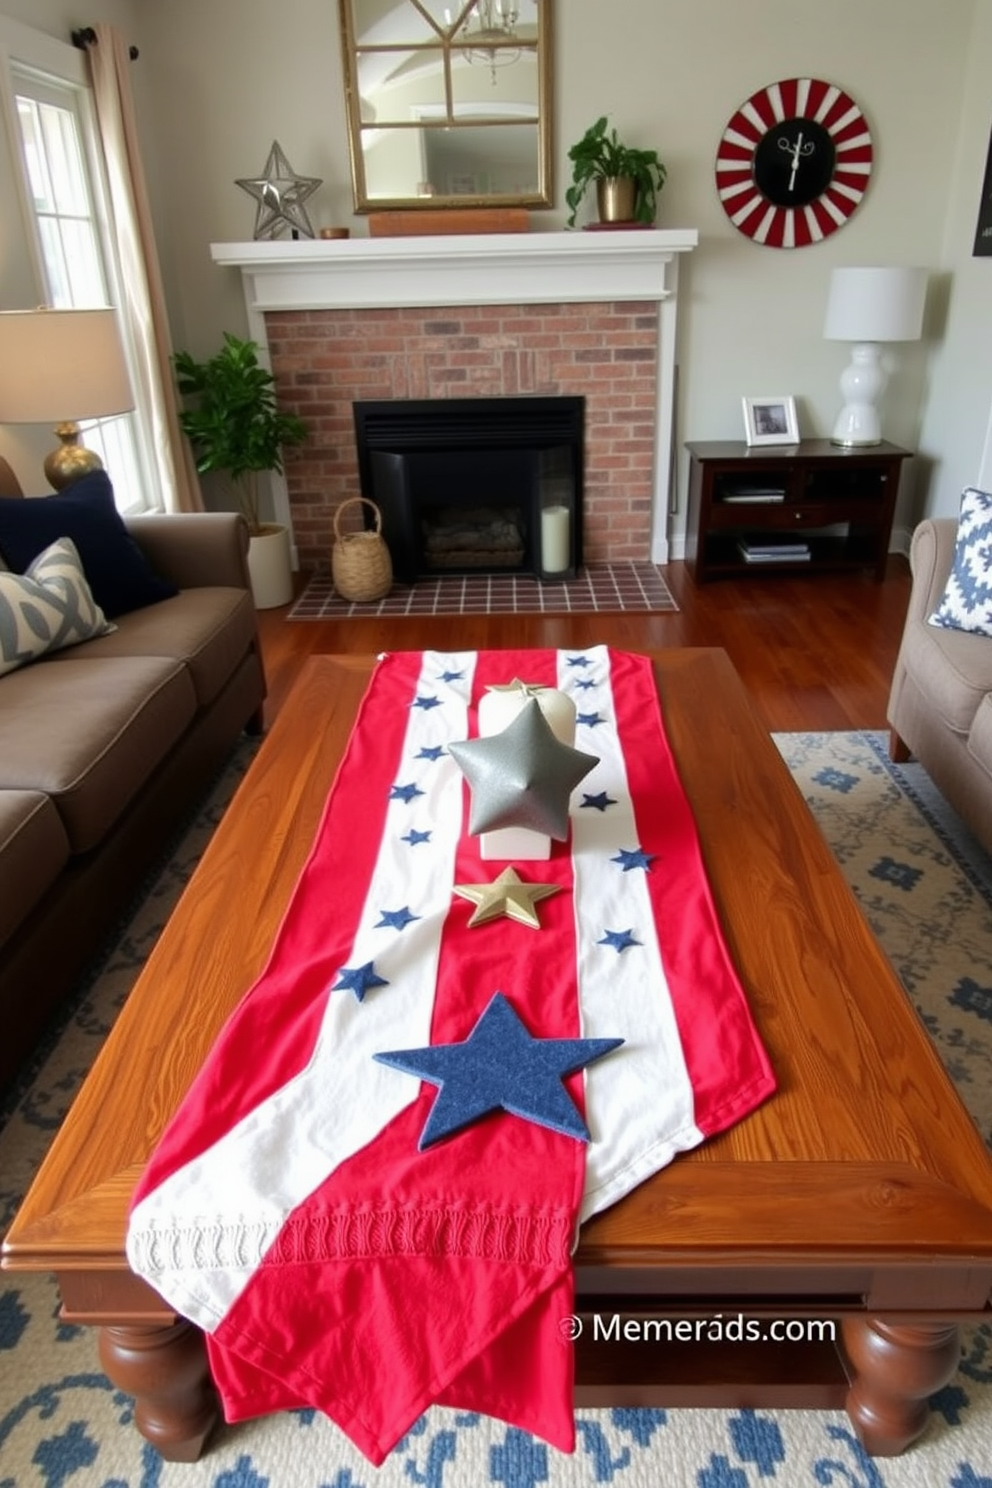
[209,229,699,312]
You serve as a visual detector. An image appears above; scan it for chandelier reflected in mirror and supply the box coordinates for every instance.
[450,0,522,83]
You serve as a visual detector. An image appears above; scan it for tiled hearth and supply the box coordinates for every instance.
[212,232,697,573]
[289,560,678,620]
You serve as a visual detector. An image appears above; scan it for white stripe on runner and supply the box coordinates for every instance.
[127,651,476,1328]
[560,646,703,1224]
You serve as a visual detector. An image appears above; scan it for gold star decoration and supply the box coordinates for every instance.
[235,140,321,240]
[453,867,562,929]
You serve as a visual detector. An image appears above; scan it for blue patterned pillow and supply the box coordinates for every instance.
[928,487,992,635]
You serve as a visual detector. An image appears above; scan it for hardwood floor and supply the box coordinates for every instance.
[254,557,912,735]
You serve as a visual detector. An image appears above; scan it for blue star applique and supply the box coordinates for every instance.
[374,991,623,1148]
[438,669,464,683]
[375,906,420,931]
[612,847,656,872]
[599,929,641,954]
[580,791,617,813]
[416,745,445,761]
[576,711,605,728]
[412,695,443,711]
[574,678,597,691]
[334,961,389,1002]
[566,655,592,669]
[402,828,432,847]
[390,782,425,803]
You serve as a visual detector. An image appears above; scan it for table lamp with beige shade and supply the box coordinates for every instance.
[0,307,134,489]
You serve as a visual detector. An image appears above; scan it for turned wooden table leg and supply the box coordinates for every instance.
[841,1317,960,1455]
[98,1320,218,1462]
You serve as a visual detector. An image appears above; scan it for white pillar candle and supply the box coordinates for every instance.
[477,684,576,860]
[540,505,571,574]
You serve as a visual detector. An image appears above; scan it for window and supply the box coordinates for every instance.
[8,61,155,512]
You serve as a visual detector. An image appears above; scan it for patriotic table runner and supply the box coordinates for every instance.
[127,647,776,1463]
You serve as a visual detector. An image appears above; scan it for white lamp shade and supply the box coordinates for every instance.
[0,308,133,422]
[823,266,928,343]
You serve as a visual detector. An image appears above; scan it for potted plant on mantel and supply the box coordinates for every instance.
[565,116,667,229]
[174,333,308,609]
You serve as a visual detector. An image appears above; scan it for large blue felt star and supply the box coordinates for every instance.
[375,906,420,931]
[576,710,605,728]
[599,929,641,954]
[612,847,656,872]
[402,828,432,847]
[373,991,623,1148]
[334,961,389,1001]
[566,655,592,669]
[416,745,445,761]
[390,782,424,803]
[575,678,597,691]
[439,669,464,682]
[580,791,617,813]
[412,695,443,711]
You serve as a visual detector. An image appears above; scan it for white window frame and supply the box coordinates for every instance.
[0,17,158,512]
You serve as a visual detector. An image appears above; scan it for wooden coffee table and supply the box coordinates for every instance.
[5,650,992,1462]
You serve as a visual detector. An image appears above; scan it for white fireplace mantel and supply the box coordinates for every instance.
[210,230,697,313]
[211,230,698,563]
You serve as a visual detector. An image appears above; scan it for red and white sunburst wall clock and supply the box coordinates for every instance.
[715,77,873,248]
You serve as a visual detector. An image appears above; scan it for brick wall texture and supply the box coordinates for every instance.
[265,300,659,574]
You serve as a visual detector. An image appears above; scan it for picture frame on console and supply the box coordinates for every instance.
[742,395,800,447]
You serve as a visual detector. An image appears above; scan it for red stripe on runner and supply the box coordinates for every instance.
[607,649,777,1136]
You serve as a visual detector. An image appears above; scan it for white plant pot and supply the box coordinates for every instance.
[247,523,294,609]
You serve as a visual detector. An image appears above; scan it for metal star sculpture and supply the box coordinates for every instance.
[235,140,321,240]
[373,991,624,1148]
[448,698,599,840]
[454,867,561,928]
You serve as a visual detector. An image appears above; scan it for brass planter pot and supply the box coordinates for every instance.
[596,175,637,223]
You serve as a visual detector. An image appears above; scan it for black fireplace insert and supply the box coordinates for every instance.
[352,396,584,582]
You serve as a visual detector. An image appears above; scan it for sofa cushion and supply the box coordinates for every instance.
[0,790,71,952]
[968,694,992,783]
[0,471,178,619]
[902,613,992,734]
[928,486,992,635]
[0,656,197,852]
[0,536,114,676]
[44,587,257,708]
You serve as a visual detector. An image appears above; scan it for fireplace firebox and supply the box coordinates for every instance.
[352,397,584,582]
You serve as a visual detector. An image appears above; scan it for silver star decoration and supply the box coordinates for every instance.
[486,679,554,698]
[454,867,561,928]
[449,698,599,840]
[236,140,321,240]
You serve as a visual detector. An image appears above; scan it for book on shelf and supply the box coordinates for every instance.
[721,487,787,503]
[738,539,811,563]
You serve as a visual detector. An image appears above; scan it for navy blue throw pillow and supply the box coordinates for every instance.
[0,470,178,618]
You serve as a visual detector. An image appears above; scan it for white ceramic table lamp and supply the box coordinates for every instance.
[823,267,927,447]
[0,307,133,489]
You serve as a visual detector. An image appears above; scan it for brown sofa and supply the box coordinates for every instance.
[888,516,992,853]
[0,455,266,1089]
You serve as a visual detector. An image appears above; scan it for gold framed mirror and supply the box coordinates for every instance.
[338,0,553,212]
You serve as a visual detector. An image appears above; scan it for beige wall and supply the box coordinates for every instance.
[3,0,991,539]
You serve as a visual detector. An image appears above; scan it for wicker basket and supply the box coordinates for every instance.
[331,497,393,602]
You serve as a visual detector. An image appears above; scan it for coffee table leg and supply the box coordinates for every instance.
[841,1317,960,1454]
[98,1320,218,1462]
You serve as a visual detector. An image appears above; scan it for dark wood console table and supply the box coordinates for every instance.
[685,439,911,583]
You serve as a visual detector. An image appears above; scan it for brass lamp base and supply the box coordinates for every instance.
[44,422,105,491]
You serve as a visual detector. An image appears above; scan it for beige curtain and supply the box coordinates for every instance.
[87,26,202,513]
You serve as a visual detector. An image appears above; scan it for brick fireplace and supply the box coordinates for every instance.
[211,232,697,574]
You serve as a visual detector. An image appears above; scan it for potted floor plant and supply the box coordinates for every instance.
[565,116,667,228]
[174,333,308,608]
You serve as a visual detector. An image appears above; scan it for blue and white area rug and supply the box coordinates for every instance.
[2,732,992,1488]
